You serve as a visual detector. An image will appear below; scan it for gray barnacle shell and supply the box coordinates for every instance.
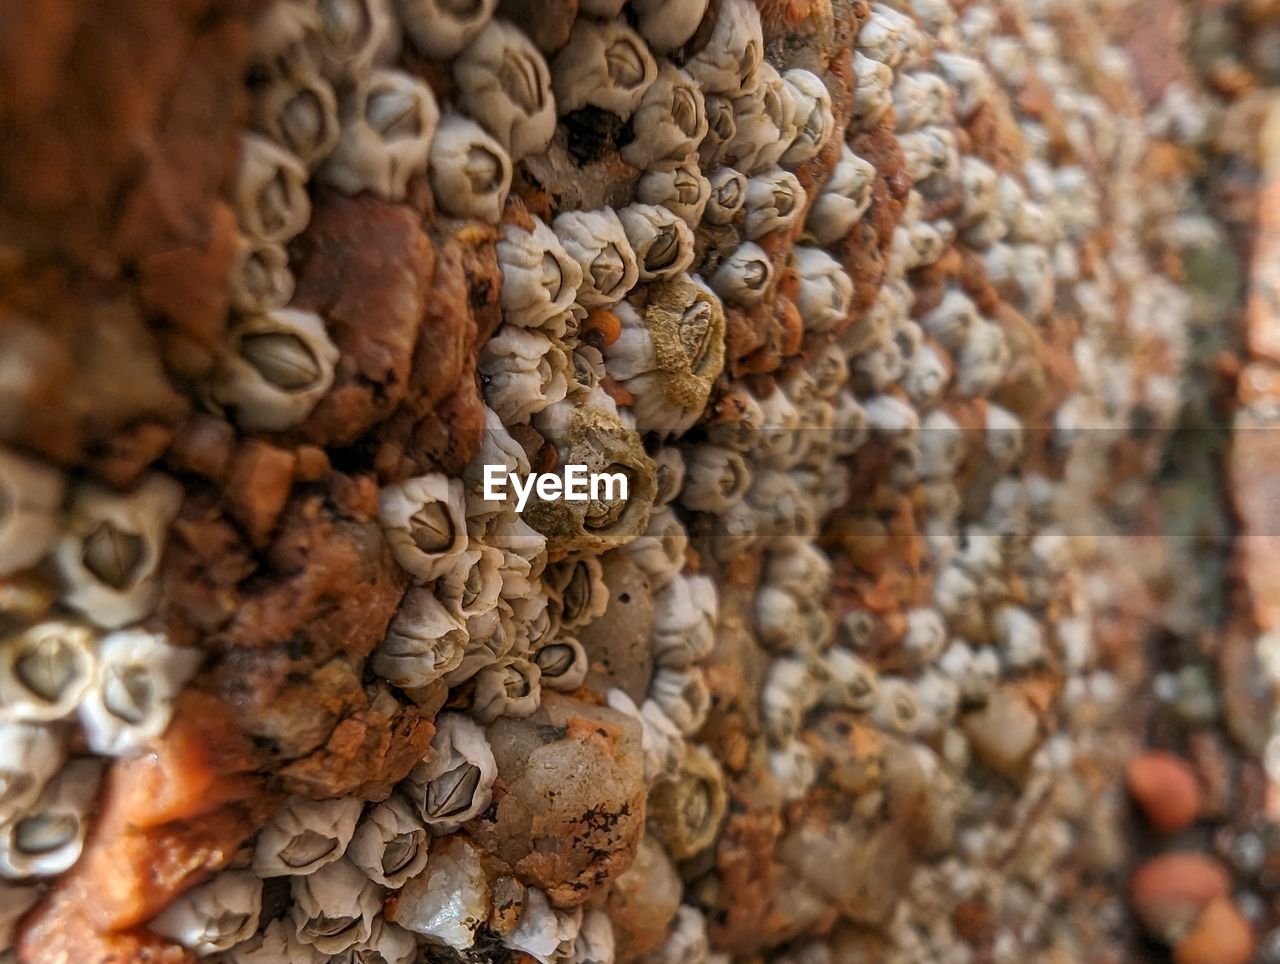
[289,857,382,954]
[792,246,852,334]
[248,0,322,84]
[545,554,610,629]
[903,344,950,407]
[648,665,710,735]
[479,326,570,424]
[395,834,490,949]
[892,70,949,133]
[956,318,1011,397]
[435,542,504,623]
[336,918,418,964]
[319,68,439,202]
[252,70,341,169]
[760,655,815,741]
[805,144,876,245]
[872,676,921,735]
[471,657,542,724]
[552,209,640,308]
[504,887,582,962]
[236,133,312,245]
[768,738,818,803]
[857,4,918,68]
[373,588,469,688]
[780,69,834,166]
[622,505,688,591]
[651,447,686,507]
[397,0,497,59]
[698,95,736,169]
[680,444,752,514]
[919,410,965,480]
[903,607,947,667]
[378,474,468,583]
[0,621,95,723]
[346,794,430,889]
[620,63,708,172]
[637,159,711,228]
[683,0,763,95]
[0,757,102,879]
[207,308,340,432]
[253,795,364,878]
[616,204,695,282]
[454,20,556,160]
[0,723,65,826]
[703,167,747,225]
[533,637,589,692]
[631,0,709,52]
[0,881,39,952]
[403,712,497,832]
[312,0,398,79]
[724,63,796,174]
[743,168,806,240]
[852,52,893,127]
[216,917,321,964]
[0,449,64,579]
[551,20,658,119]
[650,573,717,669]
[709,241,773,307]
[498,217,584,329]
[820,647,880,711]
[148,870,263,955]
[428,115,512,224]
[55,475,183,630]
[230,236,295,314]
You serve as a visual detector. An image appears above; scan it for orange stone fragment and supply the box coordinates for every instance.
[1174,898,1255,964]
[1127,751,1201,834]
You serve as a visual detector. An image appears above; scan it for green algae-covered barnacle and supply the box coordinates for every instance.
[603,274,726,437]
[525,400,657,553]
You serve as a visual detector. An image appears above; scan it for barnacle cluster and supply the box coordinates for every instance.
[0,0,1257,959]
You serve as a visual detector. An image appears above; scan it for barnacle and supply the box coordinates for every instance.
[235,133,312,244]
[397,0,497,59]
[347,794,430,888]
[312,0,397,78]
[0,622,95,723]
[631,0,709,52]
[148,871,263,954]
[780,69,833,166]
[553,209,639,308]
[403,712,497,832]
[379,474,469,583]
[551,20,658,119]
[252,70,340,169]
[616,203,696,282]
[0,449,64,579]
[710,241,774,307]
[429,115,512,224]
[253,795,364,877]
[498,217,584,329]
[744,168,806,239]
[454,20,556,159]
[478,325,570,423]
[289,857,382,953]
[683,0,763,96]
[636,159,711,227]
[806,144,876,245]
[792,246,853,334]
[621,64,708,171]
[724,63,797,174]
[0,757,100,879]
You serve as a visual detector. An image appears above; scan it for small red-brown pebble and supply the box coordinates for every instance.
[168,413,236,482]
[293,444,330,482]
[1174,897,1255,964]
[225,441,297,546]
[1129,853,1231,941]
[1127,750,1201,834]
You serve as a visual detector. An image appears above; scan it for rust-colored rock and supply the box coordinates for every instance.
[1129,853,1232,941]
[1173,897,1255,964]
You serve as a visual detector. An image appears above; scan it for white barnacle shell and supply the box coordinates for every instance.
[252,70,341,172]
[207,308,340,432]
[898,126,958,184]
[709,242,773,307]
[616,204,695,282]
[553,209,640,308]
[684,0,763,95]
[54,474,182,631]
[148,870,263,954]
[77,629,198,757]
[649,665,710,735]
[761,655,815,741]
[312,0,398,79]
[892,70,949,133]
[768,739,818,803]
[621,64,707,171]
[379,474,468,583]
[489,512,548,588]
[744,169,806,240]
[0,756,101,879]
[504,888,583,962]
[703,167,747,225]
[724,63,797,174]
[623,505,688,591]
[445,606,517,685]
[831,391,869,455]
[479,326,570,424]
[471,657,542,724]
[397,0,497,59]
[373,588,469,688]
[436,542,504,623]
[806,144,876,245]
[637,159,711,227]
[631,0,708,52]
[792,246,852,333]
[572,910,616,964]
[498,217,583,329]
[253,795,363,878]
[0,723,65,826]
[851,337,904,394]
[933,51,993,118]
[956,318,1010,397]
[606,690,684,780]
[698,95,736,169]
[921,288,978,353]
[903,344,949,407]
[903,607,947,668]
[649,906,710,964]
[872,676,920,735]
[650,573,717,669]
[852,52,893,127]
[985,403,1024,470]
[216,917,321,964]
[780,69,833,166]
[230,236,294,314]
[463,408,532,516]
[821,647,879,711]
[0,881,39,951]
[858,4,917,67]
[347,794,430,889]
[348,918,418,964]
[864,394,919,441]
[552,20,657,119]
[396,835,490,949]
[533,637,589,692]
[290,858,382,954]
[680,444,752,513]
[919,410,965,479]
[454,20,556,160]
[428,115,512,224]
[236,133,311,244]
[956,155,1000,229]
[0,622,95,723]
[320,68,438,201]
[545,554,610,629]
[0,450,63,579]
[403,712,497,832]
[993,604,1046,669]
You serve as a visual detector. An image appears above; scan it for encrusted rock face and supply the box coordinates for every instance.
[0,0,1268,961]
